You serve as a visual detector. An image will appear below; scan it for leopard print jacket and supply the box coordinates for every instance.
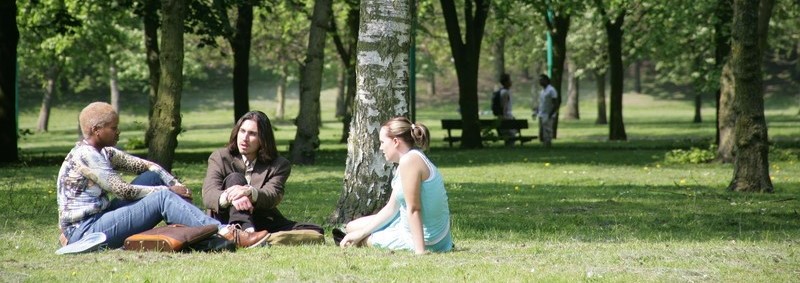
[57,141,179,228]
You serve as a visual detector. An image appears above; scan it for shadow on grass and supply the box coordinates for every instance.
[450,183,800,242]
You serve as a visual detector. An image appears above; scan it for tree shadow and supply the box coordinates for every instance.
[449,183,800,242]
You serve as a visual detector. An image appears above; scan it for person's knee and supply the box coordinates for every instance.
[223,172,247,189]
[131,171,166,186]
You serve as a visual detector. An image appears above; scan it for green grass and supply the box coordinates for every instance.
[3,81,800,281]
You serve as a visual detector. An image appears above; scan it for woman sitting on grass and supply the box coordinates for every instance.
[338,117,453,254]
[56,102,268,253]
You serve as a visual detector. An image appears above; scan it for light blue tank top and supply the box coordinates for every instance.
[391,150,451,245]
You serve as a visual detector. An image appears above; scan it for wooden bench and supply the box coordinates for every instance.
[441,119,536,147]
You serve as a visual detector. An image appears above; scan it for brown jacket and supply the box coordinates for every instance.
[201,148,291,214]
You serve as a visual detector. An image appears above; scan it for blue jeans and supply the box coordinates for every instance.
[66,171,222,248]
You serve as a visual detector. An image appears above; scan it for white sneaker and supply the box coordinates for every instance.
[56,232,107,255]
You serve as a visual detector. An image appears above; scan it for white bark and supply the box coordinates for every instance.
[332,0,412,223]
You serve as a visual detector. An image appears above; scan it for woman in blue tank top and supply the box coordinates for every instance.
[338,117,453,254]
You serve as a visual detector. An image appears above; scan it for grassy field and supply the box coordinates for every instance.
[2,78,799,282]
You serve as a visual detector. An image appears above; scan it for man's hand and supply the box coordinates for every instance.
[225,185,252,201]
[169,185,192,201]
[231,196,253,212]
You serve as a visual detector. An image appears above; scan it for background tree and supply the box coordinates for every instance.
[715,0,735,162]
[727,0,774,193]
[330,0,360,142]
[567,8,608,124]
[0,1,19,163]
[290,0,332,165]
[527,0,582,137]
[147,0,186,171]
[251,0,308,120]
[140,0,160,147]
[17,0,81,133]
[563,57,580,119]
[439,0,490,148]
[593,0,634,141]
[330,0,412,224]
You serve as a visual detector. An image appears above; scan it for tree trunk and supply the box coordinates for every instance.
[493,25,506,82]
[147,0,185,172]
[335,67,345,118]
[715,0,733,161]
[143,0,160,147]
[0,1,19,163]
[718,62,735,162]
[440,0,489,148]
[109,60,120,114]
[290,0,332,165]
[427,73,436,96]
[634,60,642,94]
[728,0,772,193]
[230,2,253,122]
[334,3,359,144]
[605,11,627,141]
[564,57,579,120]
[693,90,702,123]
[275,65,287,120]
[595,69,607,125]
[330,0,412,224]
[37,66,59,132]
[546,14,570,139]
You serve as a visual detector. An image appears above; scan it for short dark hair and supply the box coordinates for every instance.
[500,73,511,85]
[539,74,550,82]
[226,111,278,162]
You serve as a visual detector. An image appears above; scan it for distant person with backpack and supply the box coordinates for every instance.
[492,73,516,146]
[536,74,559,147]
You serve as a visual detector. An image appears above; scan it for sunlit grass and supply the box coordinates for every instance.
[4,83,799,281]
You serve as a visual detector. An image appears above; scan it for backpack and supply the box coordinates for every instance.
[491,89,503,116]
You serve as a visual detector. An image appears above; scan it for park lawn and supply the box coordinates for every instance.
[3,87,800,281]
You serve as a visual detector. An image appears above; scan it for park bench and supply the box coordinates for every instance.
[440,119,536,147]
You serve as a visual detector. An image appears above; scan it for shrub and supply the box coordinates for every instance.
[664,144,716,164]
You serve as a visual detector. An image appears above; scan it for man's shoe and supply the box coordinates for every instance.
[56,232,107,255]
[220,225,269,248]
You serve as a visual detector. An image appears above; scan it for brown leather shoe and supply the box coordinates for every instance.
[220,225,269,248]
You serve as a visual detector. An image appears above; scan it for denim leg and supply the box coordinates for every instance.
[132,171,167,186]
[79,190,223,248]
[69,171,223,248]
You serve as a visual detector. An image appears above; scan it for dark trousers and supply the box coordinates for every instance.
[216,173,323,234]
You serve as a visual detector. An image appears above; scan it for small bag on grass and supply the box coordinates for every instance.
[265,230,324,246]
[124,224,218,252]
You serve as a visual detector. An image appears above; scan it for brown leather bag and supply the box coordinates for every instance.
[124,224,218,252]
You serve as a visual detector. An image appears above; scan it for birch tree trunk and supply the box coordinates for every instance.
[330,0,411,224]
[147,0,185,171]
[290,0,332,165]
[728,0,773,192]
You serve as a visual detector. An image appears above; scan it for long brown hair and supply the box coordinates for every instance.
[226,111,278,162]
